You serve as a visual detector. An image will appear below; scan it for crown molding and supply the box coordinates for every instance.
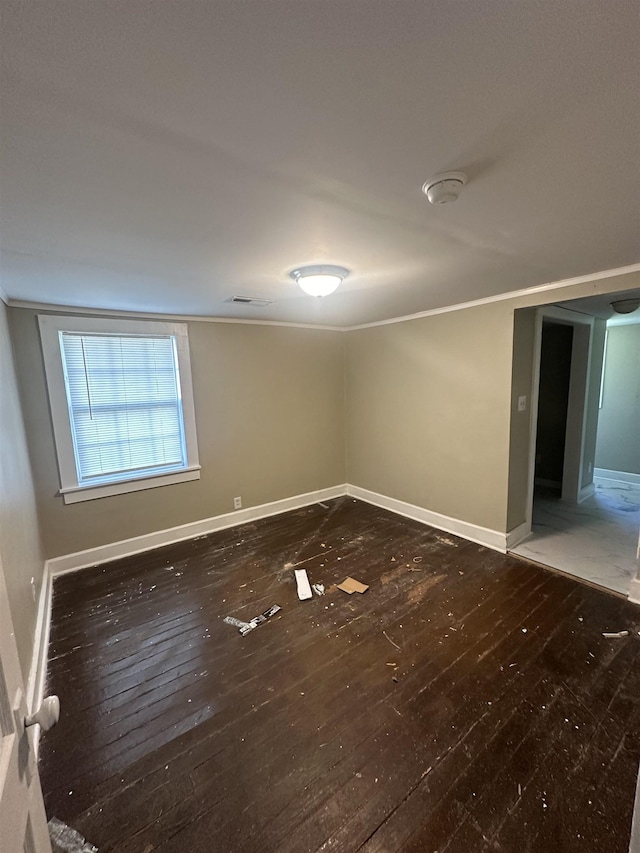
[4,298,343,332]
[344,262,640,331]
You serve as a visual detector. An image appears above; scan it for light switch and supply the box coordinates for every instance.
[517,395,527,412]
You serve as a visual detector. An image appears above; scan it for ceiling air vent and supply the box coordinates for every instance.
[225,296,274,307]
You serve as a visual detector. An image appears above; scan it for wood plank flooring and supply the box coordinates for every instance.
[39,497,640,852]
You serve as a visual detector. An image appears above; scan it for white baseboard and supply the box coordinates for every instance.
[505,521,531,550]
[46,484,348,577]
[594,468,640,486]
[26,563,53,757]
[578,482,596,503]
[346,484,508,552]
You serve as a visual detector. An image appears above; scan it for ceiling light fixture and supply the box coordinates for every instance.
[610,298,640,315]
[422,171,467,204]
[289,264,349,297]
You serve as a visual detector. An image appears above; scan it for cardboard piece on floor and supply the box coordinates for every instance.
[337,576,369,595]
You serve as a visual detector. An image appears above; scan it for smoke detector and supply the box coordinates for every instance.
[422,171,467,205]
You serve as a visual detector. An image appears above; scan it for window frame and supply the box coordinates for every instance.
[39,314,200,504]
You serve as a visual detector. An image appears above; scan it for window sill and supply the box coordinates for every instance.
[60,466,201,504]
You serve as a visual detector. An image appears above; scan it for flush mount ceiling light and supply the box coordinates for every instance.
[289,264,350,297]
[611,298,640,315]
[422,171,467,204]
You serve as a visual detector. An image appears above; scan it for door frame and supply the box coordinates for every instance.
[523,305,595,536]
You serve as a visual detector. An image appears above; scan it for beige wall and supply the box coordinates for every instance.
[346,303,515,532]
[595,323,640,475]
[346,270,640,537]
[9,308,345,559]
[0,301,45,682]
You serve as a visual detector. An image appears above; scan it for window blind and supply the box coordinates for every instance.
[59,332,187,484]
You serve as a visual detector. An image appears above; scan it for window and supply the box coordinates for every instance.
[39,315,200,503]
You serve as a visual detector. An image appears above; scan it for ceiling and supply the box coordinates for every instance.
[1,1,639,327]
[557,288,640,325]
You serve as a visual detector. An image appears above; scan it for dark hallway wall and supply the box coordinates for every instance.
[535,322,574,488]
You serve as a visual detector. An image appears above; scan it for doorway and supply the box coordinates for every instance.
[509,301,640,596]
[534,321,574,497]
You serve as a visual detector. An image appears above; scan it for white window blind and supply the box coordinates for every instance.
[39,315,200,503]
[59,332,187,485]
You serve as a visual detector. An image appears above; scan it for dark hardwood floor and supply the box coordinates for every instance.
[39,497,640,852]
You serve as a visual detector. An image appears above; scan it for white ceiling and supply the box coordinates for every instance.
[558,288,640,325]
[1,1,639,327]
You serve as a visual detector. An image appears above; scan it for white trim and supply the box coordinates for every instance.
[26,564,53,758]
[505,522,531,550]
[540,305,596,326]
[346,263,640,331]
[594,468,640,486]
[561,318,593,504]
[599,328,608,409]
[8,299,343,332]
[578,482,596,503]
[61,465,201,503]
[345,484,508,552]
[46,484,348,576]
[38,314,201,504]
[522,309,543,536]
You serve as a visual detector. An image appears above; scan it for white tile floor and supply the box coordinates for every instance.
[510,477,640,596]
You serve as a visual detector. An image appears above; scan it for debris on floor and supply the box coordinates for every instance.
[295,568,313,600]
[225,605,281,635]
[48,818,98,853]
[337,576,369,595]
[412,556,423,563]
[383,630,402,650]
[223,615,251,630]
[602,630,629,638]
[241,604,281,635]
[312,583,325,596]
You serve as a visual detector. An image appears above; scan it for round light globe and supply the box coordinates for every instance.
[297,274,342,297]
[289,264,350,297]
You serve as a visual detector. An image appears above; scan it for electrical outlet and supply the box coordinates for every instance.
[233,496,242,510]
[517,395,527,412]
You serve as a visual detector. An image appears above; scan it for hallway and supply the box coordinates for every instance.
[511,477,640,596]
